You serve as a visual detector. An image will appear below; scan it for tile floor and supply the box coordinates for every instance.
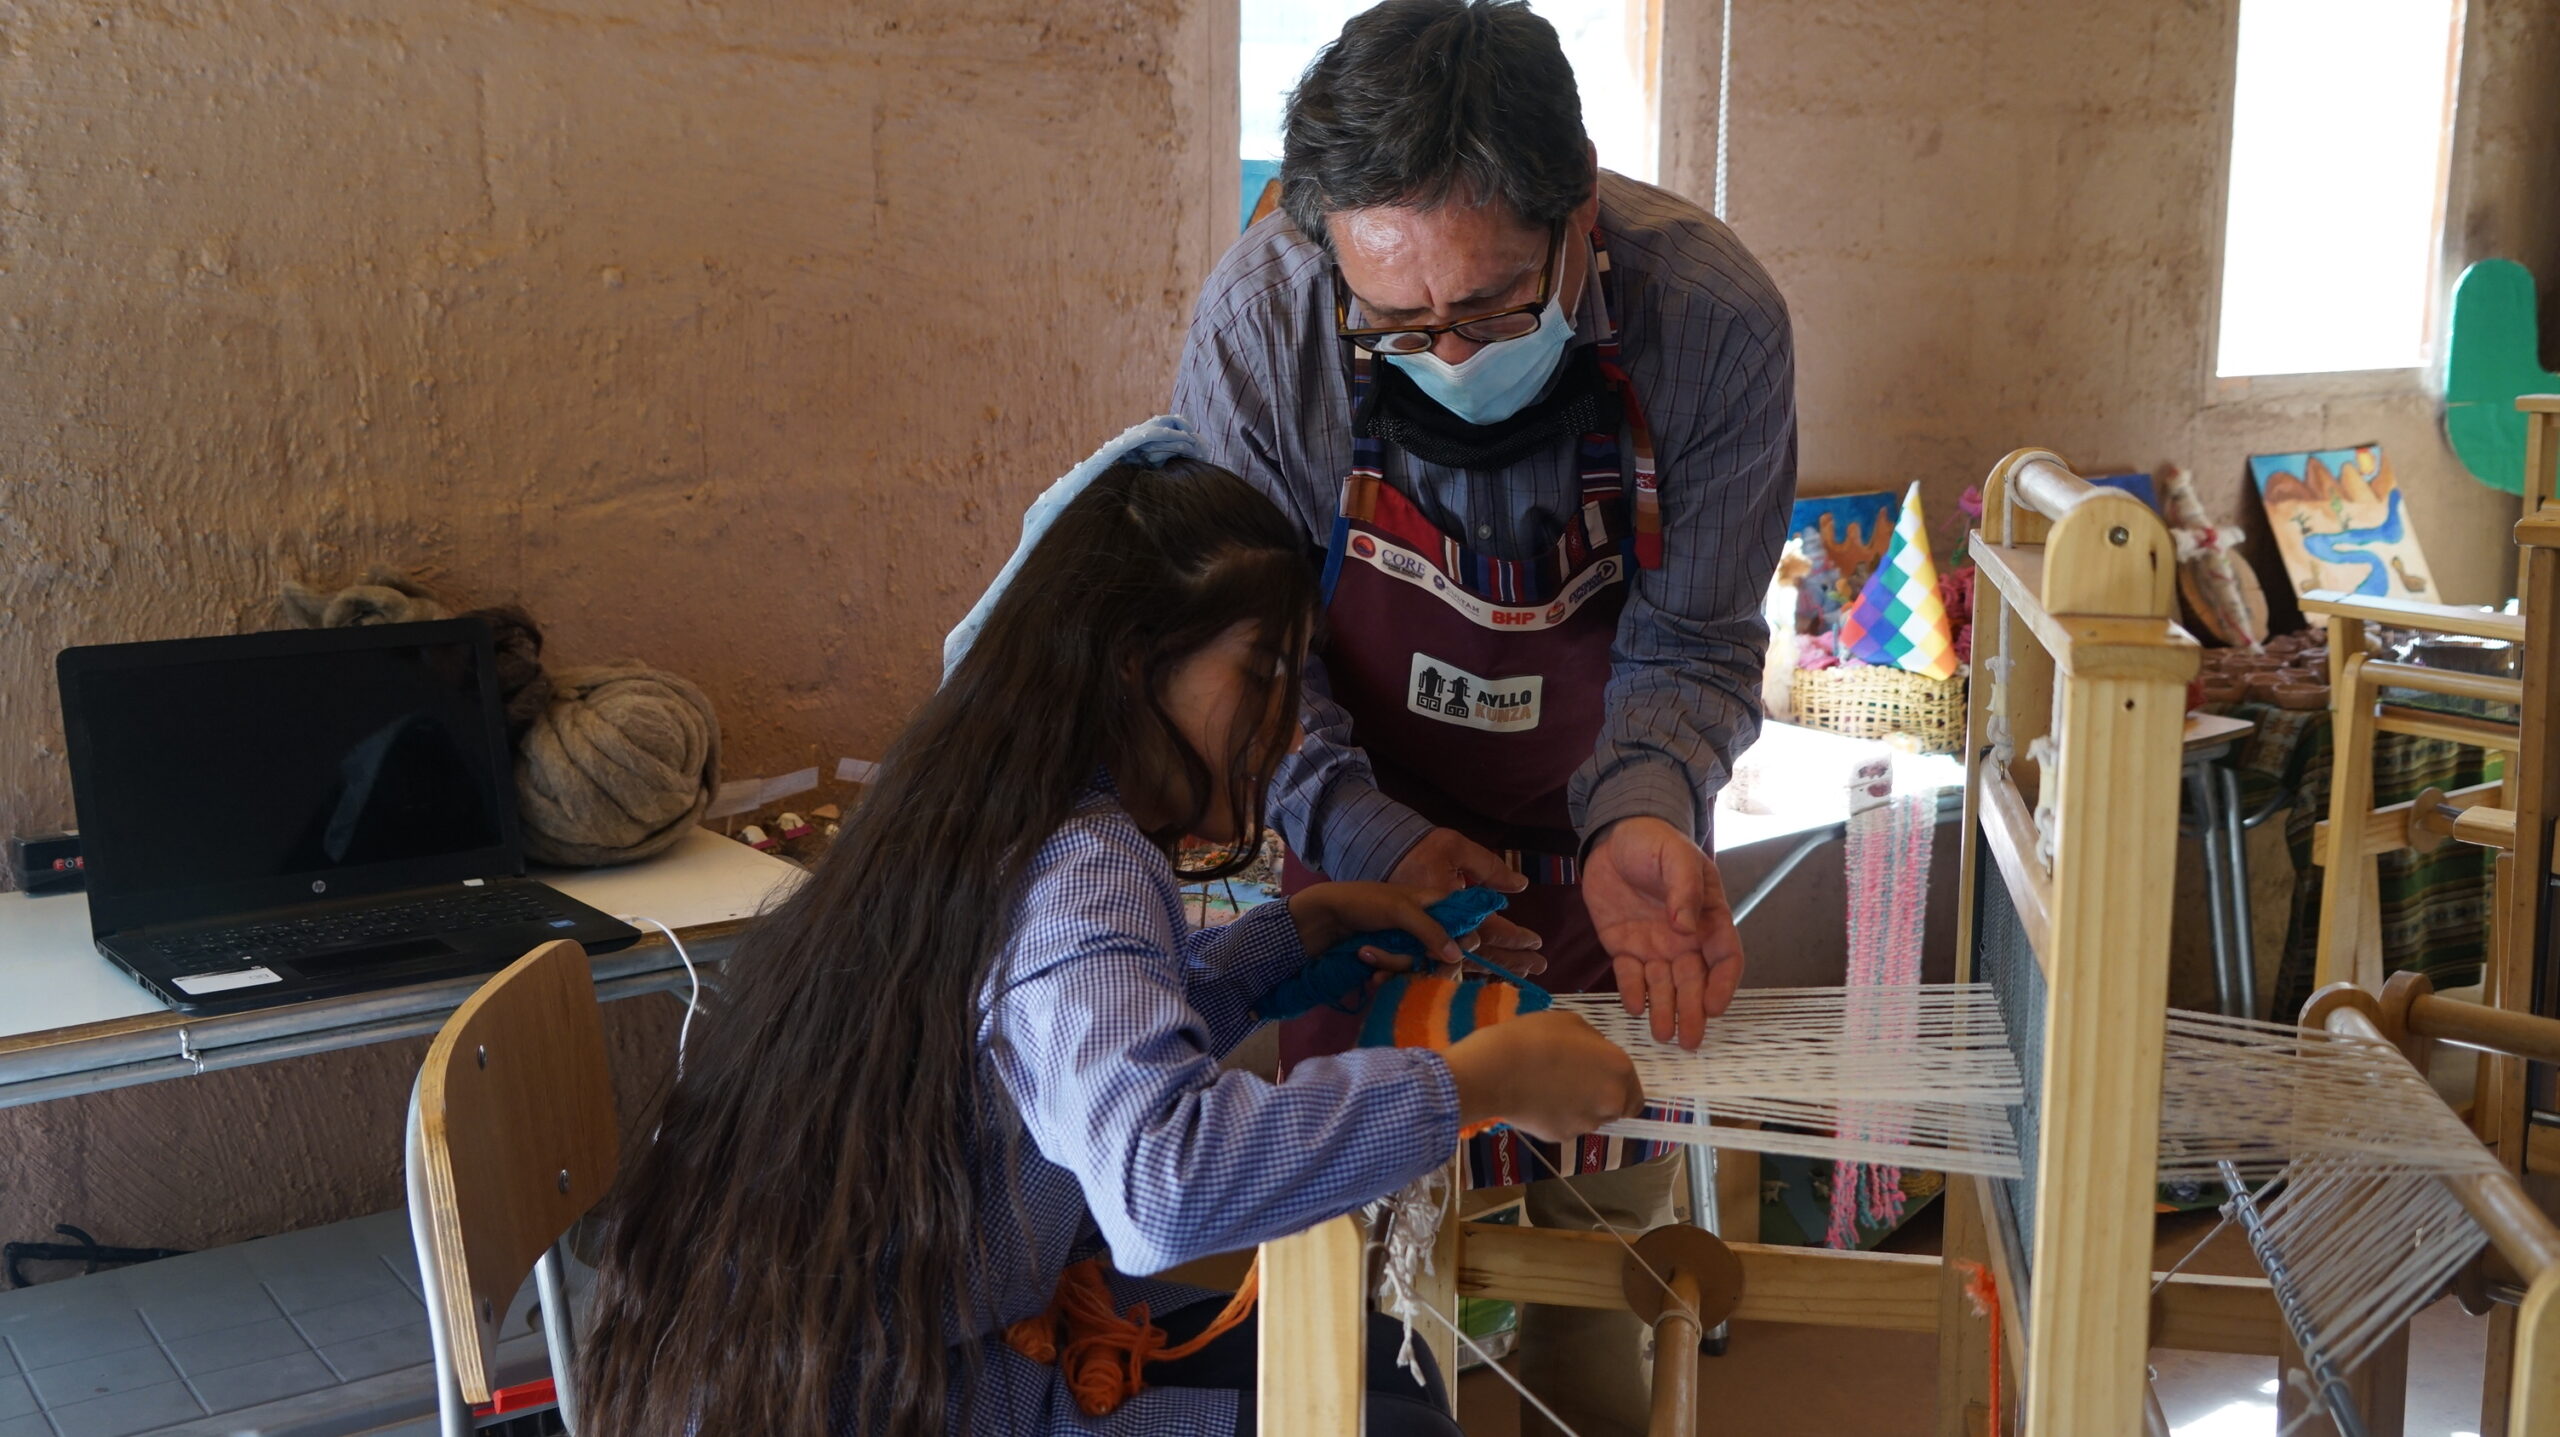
[0,1211,544,1437]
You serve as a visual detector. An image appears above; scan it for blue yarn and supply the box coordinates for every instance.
[1253,885,1515,1021]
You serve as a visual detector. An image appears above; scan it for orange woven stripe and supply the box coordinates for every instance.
[1394,976,1457,1050]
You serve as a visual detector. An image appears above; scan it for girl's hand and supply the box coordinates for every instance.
[1441,1011,1644,1143]
[1286,882,1470,970]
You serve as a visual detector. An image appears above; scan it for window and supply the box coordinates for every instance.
[2213,0,2463,378]
[1239,1,1661,230]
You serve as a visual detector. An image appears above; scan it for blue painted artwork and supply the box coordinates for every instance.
[2089,473,2159,511]
[2248,444,2437,603]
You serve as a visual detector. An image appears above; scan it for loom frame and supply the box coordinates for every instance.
[2300,394,2560,1434]
[1952,448,2202,1433]
[1246,448,2303,1434]
[1249,446,2307,1436]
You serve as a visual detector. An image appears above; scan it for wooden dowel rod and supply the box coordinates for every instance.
[2013,457,2100,522]
[2310,778,2508,863]
[2360,659,2524,707]
[2374,705,2521,752]
[2406,993,2560,1066]
[2393,785,2520,854]
[2452,805,2520,851]
[2301,590,2529,642]
[2320,1004,2560,1282]
[1647,1269,1703,1437]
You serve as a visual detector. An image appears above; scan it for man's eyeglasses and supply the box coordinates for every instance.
[1332,226,1562,357]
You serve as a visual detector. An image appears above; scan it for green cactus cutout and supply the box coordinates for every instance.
[2444,259,2557,496]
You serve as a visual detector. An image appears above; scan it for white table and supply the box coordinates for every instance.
[1713,721,1966,921]
[0,828,802,1109]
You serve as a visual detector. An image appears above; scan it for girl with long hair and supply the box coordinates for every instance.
[577,433,1643,1435]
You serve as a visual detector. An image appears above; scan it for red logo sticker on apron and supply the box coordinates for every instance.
[1407,653,1542,733]
[1351,529,1622,633]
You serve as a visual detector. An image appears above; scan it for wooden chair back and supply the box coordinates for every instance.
[411,939,620,1402]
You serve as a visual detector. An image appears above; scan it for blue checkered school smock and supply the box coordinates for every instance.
[940,785,1460,1434]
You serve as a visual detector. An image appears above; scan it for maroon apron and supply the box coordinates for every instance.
[1279,228,1669,1186]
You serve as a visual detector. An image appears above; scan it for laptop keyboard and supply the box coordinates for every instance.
[141,887,567,973]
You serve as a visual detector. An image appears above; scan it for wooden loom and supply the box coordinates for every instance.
[1951,447,2218,1432]
[1251,452,2277,1435]
[1951,447,2560,1435]
[2309,397,2560,1009]
[1250,439,2560,1432]
[2302,395,2560,1433]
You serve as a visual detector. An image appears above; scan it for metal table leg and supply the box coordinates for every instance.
[1684,1142,1729,1355]
[2218,763,2261,1020]
[2186,759,2242,1018]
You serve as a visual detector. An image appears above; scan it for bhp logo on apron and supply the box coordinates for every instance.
[1407,652,1542,733]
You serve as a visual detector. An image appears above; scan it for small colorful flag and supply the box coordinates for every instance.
[1838,482,1958,680]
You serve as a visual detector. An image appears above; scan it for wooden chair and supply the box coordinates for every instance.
[405,939,620,1436]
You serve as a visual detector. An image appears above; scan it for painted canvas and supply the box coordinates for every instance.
[1788,490,1899,632]
[2089,472,2160,511]
[2248,444,2437,603]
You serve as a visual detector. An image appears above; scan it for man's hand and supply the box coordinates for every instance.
[1585,816,1743,1048]
[1389,827,1544,974]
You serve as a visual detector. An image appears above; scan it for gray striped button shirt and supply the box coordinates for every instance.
[1172,171,1796,883]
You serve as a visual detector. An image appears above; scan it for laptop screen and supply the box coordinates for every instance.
[58,620,521,935]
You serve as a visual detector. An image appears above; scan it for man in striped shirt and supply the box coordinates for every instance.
[1173,2,1793,1429]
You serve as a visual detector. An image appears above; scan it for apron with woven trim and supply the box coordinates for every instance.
[1279,227,1675,1187]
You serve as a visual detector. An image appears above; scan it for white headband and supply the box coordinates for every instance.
[941,415,1205,680]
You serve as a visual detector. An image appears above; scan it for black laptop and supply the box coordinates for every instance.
[56,618,641,1014]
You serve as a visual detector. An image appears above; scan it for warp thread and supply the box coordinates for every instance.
[1364,1165,1453,1383]
[1253,886,1516,1020]
[1828,792,1934,1249]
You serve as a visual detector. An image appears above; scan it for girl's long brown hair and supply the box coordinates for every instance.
[575,458,1316,1435]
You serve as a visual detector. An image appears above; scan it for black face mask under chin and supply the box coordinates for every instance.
[1354,344,1619,472]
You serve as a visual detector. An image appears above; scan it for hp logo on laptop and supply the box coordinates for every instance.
[312,880,327,893]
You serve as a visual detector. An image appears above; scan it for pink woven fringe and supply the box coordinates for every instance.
[1827,793,1934,1249]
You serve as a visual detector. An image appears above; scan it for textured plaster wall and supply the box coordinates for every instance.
[0,0,1235,1251]
[1664,0,2560,610]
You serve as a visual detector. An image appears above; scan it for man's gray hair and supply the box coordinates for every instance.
[1279,0,1594,252]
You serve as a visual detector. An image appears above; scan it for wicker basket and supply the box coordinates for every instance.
[1789,662,1968,754]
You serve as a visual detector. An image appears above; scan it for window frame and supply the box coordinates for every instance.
[2199,0,2470,397]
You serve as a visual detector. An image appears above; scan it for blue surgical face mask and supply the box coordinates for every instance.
[1384,290,1573,426]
